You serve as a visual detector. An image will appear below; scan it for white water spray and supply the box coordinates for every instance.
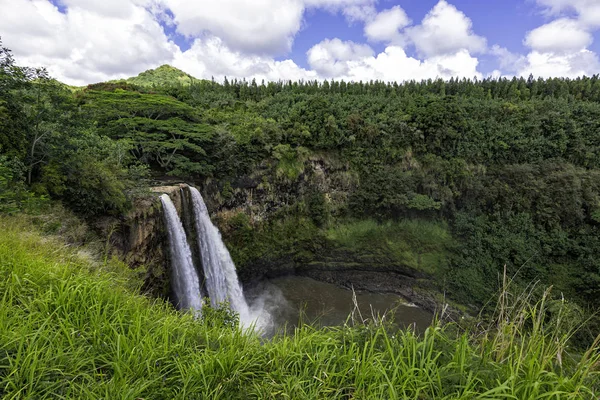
[160,194,203,315]
[188,187,253,322]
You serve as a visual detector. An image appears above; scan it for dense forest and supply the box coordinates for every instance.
[2,38,600,398]
[3,39,600,312]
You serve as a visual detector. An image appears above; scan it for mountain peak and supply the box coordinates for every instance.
[126,65,197,87]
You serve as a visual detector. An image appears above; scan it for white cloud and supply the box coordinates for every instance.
[0,0,177,85]
[494,0,600,78]
[177,33,484,85]
[161,0,376,55]
[341,4,377,23]
[491,45,527,72]
[307,39,481,82]
[57,0,140,18]
[304,0,374,9]
[519,50,600,78]
[490,70,502,79]
[160,0,304,55]
[492,44,600,79]
[307,38,374,77]
[364,6,411,43]
[6,0,600,85]
[405,0,486,58]
[536,0,600,28]
[0,0,488,85]
[524,18,593,53]
[174,36,316,82]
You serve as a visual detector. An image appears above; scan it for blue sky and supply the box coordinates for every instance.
[289,0,599,75]
[1,0,600,85]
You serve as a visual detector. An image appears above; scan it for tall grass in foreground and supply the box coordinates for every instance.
[0,215,598,399]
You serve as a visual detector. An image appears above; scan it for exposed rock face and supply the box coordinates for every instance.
[238,249,440,313]
[113,184,189,298]
[200,155,357,226]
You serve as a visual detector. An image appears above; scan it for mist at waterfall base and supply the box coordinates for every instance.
[162,188,432,336]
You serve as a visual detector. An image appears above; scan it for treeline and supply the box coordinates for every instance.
[166,73,600,103]
[2,39,600,310]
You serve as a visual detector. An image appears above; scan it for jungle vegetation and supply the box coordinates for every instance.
[2,36,600,399]
[2,38,600,315]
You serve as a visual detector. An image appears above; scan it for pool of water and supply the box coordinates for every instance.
[245,276,433,334]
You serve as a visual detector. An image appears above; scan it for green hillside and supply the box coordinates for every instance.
[119,64,199,87]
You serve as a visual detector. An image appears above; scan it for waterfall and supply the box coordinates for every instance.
[188,187,251,323]
[160,194,203,314]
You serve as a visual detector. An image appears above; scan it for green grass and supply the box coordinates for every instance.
[327,219,453,274]
[0,215,598,399]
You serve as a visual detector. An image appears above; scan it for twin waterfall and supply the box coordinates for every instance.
[160,187,254,326]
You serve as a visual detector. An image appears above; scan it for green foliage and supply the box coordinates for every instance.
[218,209,323,272]
[0,42,146,218]
[81,90,215,177]
[272,144,309,181]
[121,64,198,87]
[327,219,453,275]
[201,301,241,330]
[0,155,48,214]
[3,38,600,315]
[407,193,442,211]
[0,216,598,399]
[305,189,330,227]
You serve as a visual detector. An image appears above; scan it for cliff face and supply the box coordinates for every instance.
[113,184,188,298]
[205,155,357,223]
[111,159,445,313]
[201,155,445,312]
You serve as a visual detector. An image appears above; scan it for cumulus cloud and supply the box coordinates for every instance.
[342,4,377,23]
[307,39,481,82]
[5,0,600,86]
[496,0,600,79]
[535,0,600,28]
[0,0,487,85]
[57,0,140,18]
[491,45,527,72]
[491,45,600,79]
[519,50,600,78]
[160,0,304,55]
[405,0,486,58]
[307,38,374,77]
[174,36,316,82]
[161,0,376,55]
[0,0,177,85]
[364,6,411,44]
[524,18,593,53]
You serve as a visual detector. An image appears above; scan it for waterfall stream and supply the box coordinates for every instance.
[160,194,203,314]
[189,187,252,323]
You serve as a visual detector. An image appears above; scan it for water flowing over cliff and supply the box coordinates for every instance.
[160,186,270,329]
[189,187,252,323]
[160,194,203,314]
